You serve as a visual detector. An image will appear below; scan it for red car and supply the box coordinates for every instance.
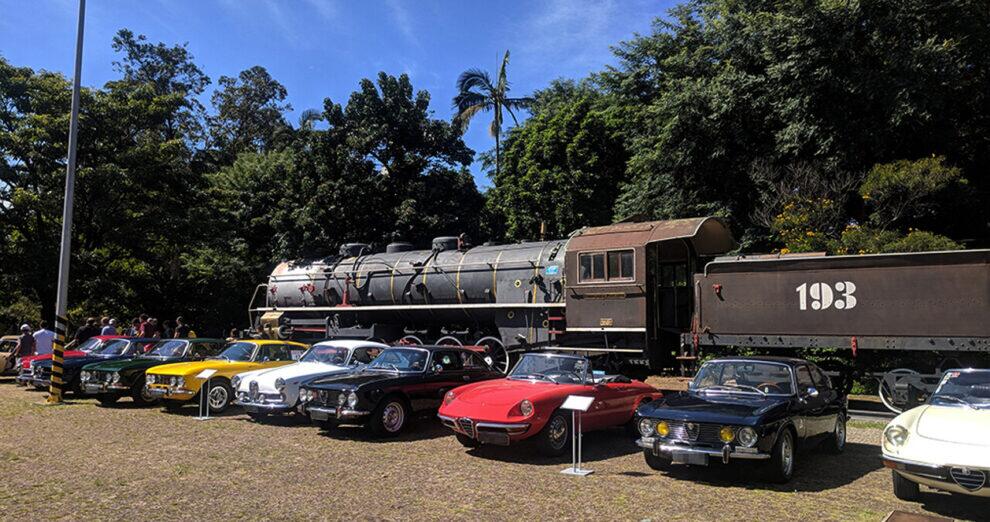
[15,335,123,387]
[438,353,662,456]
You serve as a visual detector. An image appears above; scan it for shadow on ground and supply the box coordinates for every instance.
[314,412,452,443]
[465,428,642,465]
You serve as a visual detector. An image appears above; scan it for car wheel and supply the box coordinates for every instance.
[207,380,233,414]
[766,428,796,483]
[369,396,408,437]
[130,378,156,406]
[97,395,119,406]
[892,470,920,501]
[825,413,847,454]
[455,433,480,448]
[644,449,671,471]
[535,410,571,457]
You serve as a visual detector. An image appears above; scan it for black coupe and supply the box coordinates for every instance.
[299,345,503,436]
[635,356,847,482]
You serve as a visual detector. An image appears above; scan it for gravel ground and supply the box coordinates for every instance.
[0,377,984,521]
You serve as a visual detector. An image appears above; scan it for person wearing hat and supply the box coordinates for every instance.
[101,318,117,336]
[14,323,36,367]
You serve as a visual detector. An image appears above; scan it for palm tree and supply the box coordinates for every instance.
[453,50,532,178]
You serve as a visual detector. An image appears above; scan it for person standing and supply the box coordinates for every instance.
[67,317,99,349]
[14,324,36,366]
[33,321,54,356]
[174,316,191,338]
[139,314,155,338]
[128,318,140,336]
[100,317,117,335]
[161,320,175,339]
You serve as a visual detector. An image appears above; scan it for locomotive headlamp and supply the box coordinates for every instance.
[719,426,736,443]
[737,427,758,447]
[519,400,534,417]
[884,425,909,448]
[347,391,358,408]
[638,418,655,437]
[656,421,670,437]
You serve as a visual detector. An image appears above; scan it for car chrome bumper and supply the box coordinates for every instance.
[884,454,990,496]
[307,405,370,421]
[437,414,530,445]
[146,386,194,398]
[637,437,770,462]
[82,383,129,394]
[235,399,294,413]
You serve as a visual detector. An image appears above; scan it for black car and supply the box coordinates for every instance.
[299,345,503,436]
[635,356,847,483]
[28,338,157,395]
[79,338,227,405]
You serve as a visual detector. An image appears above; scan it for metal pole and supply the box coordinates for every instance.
[48,0,86,404]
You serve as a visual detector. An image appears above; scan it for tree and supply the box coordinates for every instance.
[208,66,292,161]
[453,50,532,178]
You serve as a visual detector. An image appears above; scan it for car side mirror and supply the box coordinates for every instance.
[805,386,819,399]
[433,364,444,374]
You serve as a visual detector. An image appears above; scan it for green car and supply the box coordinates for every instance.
[80,338,226,406]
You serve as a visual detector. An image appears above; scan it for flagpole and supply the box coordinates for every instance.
[48,0,86,404]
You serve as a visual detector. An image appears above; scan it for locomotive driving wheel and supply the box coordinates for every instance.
[475,336,510,374]
[435,336,463,346]
[878,368,919,414]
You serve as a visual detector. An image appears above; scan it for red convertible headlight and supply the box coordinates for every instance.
[519,400,534,417]
[443,390,457,405]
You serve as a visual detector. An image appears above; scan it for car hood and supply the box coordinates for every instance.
[149,360,258,377]
[306,369,409,390]
[238,362,351,393]
[638,391,790,425]
[85,357,183,373]
[20,351,86,368]
[449,379,589,408]
[915,405,990,446]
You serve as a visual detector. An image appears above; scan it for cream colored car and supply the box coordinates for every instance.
[882,369,990,499]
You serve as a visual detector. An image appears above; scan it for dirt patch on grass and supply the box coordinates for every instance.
[0,377,983,521]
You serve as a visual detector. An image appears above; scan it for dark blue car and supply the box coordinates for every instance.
[635,356,846,483]
[28,338,155,394]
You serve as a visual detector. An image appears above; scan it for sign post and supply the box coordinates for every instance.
[560,395,595,477]
[195,369,217,420]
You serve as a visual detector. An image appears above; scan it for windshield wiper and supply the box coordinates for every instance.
[704,384,767,396]
[933,395,974,409]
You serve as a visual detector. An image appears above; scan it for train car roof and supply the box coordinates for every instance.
[568,216,736,255]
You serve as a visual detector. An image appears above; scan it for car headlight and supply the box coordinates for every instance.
[519,399,534,417]
[299,389,309,402]
[719,426,736,443]
[656,421,670,437]
[443,390,456,405]
[176,377,185,388]
[231,375,241,389]
[111,372,121,384]
[638,418,655,437]
[81,371,90,382]
[146,374,155,384]
[275,378,285,391]
[737,427,758,447]
[338,392,347,407]
[884,425,909,447]
[347,391,358,408]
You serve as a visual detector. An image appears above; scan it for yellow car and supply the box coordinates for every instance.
[146,339,307,413]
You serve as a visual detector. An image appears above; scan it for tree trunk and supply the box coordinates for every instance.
[495,129,501,179]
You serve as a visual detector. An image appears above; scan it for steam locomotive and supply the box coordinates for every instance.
[249,217,990,412]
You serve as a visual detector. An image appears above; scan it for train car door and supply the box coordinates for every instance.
[646,239,694,370]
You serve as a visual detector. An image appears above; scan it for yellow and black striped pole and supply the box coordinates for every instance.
[47,315,69,403]
[47,0,86,404]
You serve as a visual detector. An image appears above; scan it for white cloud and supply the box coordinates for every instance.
[386,0,418,47]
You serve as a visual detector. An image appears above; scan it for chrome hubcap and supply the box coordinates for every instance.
[836,418,846,448]
[382,402,405,432]
[208,386,228,410]
[548,416,568,449]
[781,435,794,476]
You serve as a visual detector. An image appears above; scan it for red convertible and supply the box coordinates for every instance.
[438,353,662,456]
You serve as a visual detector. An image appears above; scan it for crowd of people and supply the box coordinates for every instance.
[7,315,199,364]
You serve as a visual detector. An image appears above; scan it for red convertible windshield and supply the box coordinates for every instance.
[509,354,588,384]
[932,370,990,409]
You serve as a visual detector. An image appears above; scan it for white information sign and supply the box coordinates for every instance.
[561,395,594,412]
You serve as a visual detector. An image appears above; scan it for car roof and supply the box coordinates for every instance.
[240,339,308,347]
[311,339,389,349]
[707,355,810,366]
[1,335,18,341]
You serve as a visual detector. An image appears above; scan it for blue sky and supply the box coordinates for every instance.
[0,0,674,188]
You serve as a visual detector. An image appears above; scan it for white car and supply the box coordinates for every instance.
[882,368,990,499]
[233,340,388,417]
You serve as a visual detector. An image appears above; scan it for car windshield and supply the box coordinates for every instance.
[76,338,102,353]
[931,370,990,409]
[366,348,428,372]
[216,342,255,362]
[96,339,131,356]
[692,361,794,396]
[0,340,15,352]
[301,345,350,365]
[146,340,188,358]
[508,354,588,384]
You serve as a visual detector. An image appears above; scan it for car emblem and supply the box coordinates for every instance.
[249,381,259,400]
[685,423,700,441]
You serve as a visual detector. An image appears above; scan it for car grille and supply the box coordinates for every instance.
[457,418,475,437]
[35,367,51,380]
[950,468,986,491]
[316,389,336,407]
[665,422,723,445]
[249,381,260,401]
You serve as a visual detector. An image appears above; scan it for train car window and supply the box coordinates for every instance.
[579,253,606,282]
[660,264,689,287]
[607,250,634,281]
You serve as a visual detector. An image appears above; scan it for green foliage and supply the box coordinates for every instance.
[770,197,839,253]
[208,66,292,161]
[861,156,967,229]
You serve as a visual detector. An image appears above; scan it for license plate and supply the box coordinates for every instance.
[83,384,104,393]
[310,410,329,421]
[672,451,709,466]
[477,431,510,446]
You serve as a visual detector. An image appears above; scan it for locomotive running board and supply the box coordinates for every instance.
[250,303,565,312]
[536,346,645,354]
